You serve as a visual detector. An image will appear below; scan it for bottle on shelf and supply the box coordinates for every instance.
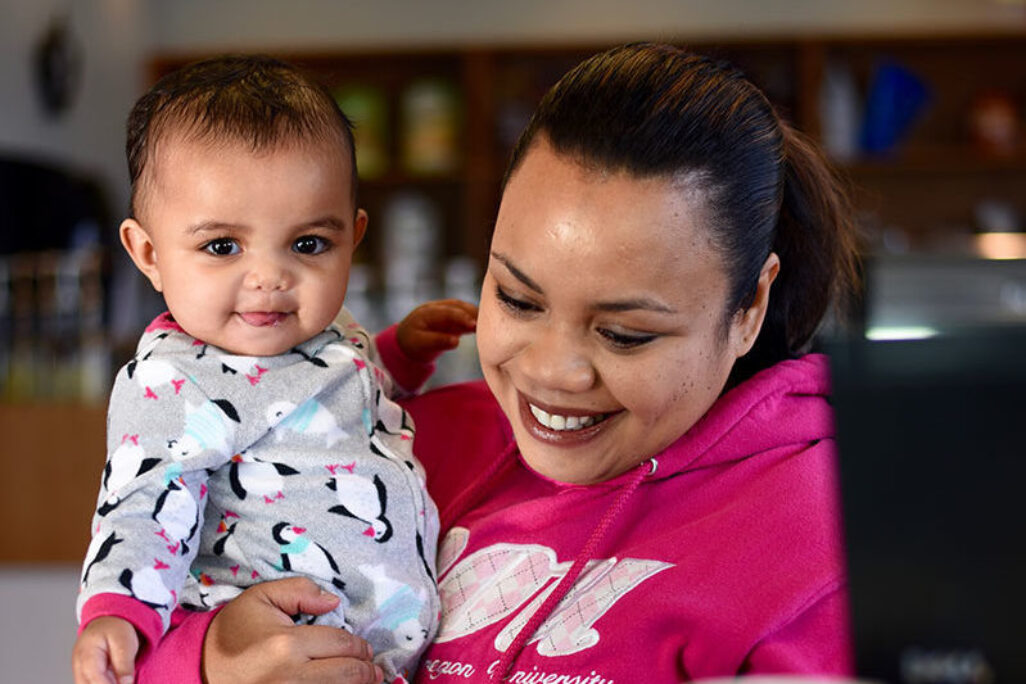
[382,191,442,323]
[400,78,461,176]
[335,84,390,180]
[431,256,482,386]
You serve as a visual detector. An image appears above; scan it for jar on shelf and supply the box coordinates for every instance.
[400,78,461,176]
[968,90,1019,158]
[335,84,390,180]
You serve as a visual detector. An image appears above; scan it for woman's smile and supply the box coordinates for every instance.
[517,391,613,446]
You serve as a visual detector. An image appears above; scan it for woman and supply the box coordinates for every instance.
[140,42,860,682]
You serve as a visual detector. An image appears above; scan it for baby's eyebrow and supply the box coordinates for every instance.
[185,217,348,235]
[188,221,242,235]
[301,216,347,232]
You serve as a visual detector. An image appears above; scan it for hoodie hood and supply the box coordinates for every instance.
[648,353,833,481]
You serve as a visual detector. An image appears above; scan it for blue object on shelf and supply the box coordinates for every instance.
[859,60,931,156]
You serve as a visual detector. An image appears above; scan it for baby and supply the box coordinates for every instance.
[72,55,475,684]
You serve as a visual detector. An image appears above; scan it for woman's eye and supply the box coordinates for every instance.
[203,238,240,256]
[495,285,540,315]
[293,235,329,255]
[598,328,658,350]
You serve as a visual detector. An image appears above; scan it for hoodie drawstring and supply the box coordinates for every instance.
[494,457,657,680]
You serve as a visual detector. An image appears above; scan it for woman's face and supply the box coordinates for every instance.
[477,140,777,484]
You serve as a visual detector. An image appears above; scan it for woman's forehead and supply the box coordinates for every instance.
[498,152,715,259]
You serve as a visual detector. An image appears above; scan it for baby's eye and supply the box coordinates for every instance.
[293,236,330,255]
[203,238,240,256]
[598,327,658,350]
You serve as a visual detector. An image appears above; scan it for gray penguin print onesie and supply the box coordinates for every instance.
[77,309,440,681]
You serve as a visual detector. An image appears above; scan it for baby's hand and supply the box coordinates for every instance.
[72,616,140,684]
[396,298,478,364]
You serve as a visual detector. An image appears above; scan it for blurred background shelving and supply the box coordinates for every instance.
[149,32,1026,276]
[6,29,1026,565]
[4,7,1026,565]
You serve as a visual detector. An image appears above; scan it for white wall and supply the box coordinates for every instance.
[0,5,149,681]
[0,566,80,683]
[0,0,149,214]
[148,0,1026,52]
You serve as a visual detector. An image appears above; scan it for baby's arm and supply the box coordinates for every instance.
[72,616,140,684]
[77,353,221,652]
[340,299,477,395]
[395,298,478,364]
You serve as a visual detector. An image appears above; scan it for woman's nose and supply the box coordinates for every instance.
[243,256,290,291]
[519,324,596,393]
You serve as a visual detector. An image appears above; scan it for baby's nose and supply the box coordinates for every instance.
[244,258,290,291]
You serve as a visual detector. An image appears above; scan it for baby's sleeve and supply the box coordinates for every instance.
[76,361,229,647]
[334,306,435,396]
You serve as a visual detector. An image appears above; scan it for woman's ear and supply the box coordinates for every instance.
[732,252,780,358]
[120,218,163,292]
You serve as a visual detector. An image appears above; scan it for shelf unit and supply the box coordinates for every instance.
[4,31,1025,563]
[148,32,1026,263]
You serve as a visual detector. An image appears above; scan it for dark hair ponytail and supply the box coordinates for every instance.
[731,124,861,382]
[506,42,861,383]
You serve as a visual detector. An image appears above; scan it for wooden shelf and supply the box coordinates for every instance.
[153,31,1026,259]
[843,148,1026,176]
[0,402,106,562]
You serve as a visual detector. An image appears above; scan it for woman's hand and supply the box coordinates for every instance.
[203,578,383,684]
[396,299,478,364]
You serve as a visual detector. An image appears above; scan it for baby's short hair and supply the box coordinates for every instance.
[126,54,356,217]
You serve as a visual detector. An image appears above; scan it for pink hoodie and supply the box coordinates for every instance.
[137,348,851,682]
[406,353,851,682]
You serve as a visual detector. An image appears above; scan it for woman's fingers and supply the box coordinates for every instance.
[252,576,341,624]
[299,657,384,684]
[287,624,374,661]
[203,579,380,684]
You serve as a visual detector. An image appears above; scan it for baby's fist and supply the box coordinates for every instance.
[396,299,478,364]
[73,616,140,684]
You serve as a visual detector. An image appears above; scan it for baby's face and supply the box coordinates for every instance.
[124,135,365,356]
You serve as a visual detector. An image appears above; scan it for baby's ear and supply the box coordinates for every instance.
[120,218,163,292]
[353,208,368,249]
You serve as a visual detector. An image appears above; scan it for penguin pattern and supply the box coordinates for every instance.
[267,398,350,448]
[326,466,394,543]
[273,522,346,591]
[97,434,160,517]
[118,559,174,611]
[152,471,200,556]
[227,451,299,503]
[81,531,123,585]
[78,310,440,682]
[358,562,432,681]
[165,398,240,461]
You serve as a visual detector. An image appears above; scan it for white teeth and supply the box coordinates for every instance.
[529,404,603,431]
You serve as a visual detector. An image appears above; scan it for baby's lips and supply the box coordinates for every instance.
[239,312,287,327]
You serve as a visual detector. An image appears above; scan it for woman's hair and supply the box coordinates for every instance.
[126,54,356,218]
[504,42,861,382]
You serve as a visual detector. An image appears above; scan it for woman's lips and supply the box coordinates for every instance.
[238,311,289,327]
[517,392,613,446]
